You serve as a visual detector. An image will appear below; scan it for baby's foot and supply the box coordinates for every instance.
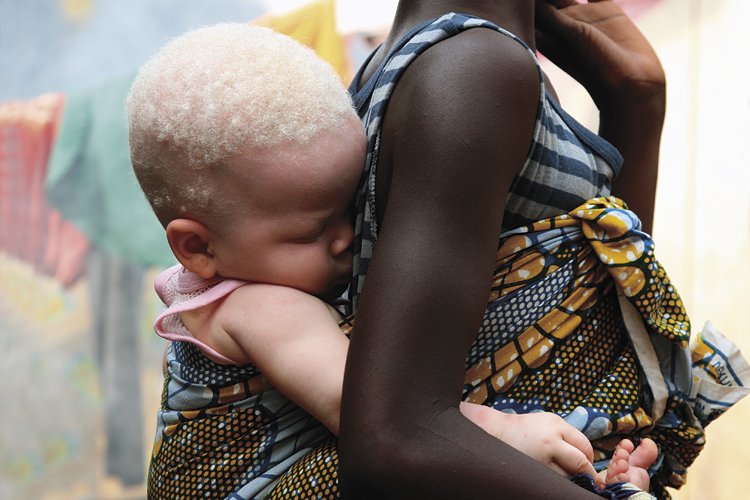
[598,438,658,491]
[604,440,634,485]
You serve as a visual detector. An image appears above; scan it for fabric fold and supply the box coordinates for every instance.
[463,196,749,495]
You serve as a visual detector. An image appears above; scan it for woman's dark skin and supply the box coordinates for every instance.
[339,1,666,498]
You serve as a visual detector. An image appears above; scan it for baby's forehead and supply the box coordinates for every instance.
[252,147,342,187]
[230,125,363,204]
[226,145,333,195]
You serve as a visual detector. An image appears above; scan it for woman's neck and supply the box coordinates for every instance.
[388,0,536,49]
[354,0,536,88]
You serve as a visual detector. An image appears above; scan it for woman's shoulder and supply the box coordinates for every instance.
[383,26,540,143]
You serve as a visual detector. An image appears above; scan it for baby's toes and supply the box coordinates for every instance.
[605,448,631,485]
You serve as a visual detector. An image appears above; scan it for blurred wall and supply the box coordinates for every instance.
[650,1,750,498]
[0,0,266,100]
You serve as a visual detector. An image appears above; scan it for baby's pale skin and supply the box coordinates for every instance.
[167,117,365,436]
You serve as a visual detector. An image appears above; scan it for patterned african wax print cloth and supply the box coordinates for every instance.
[272,197,749,499]
[462,196,750,498]
[149,196,748,498]
[148,317,353,499]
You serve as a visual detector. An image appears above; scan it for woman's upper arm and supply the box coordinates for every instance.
[339,30,601,499]
[350,30,539,400]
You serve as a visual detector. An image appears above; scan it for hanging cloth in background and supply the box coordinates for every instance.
[0,93,90,287]
[255,0,350,84]
[45,74,173,269]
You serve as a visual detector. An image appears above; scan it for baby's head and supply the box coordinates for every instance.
[127,23,365,300]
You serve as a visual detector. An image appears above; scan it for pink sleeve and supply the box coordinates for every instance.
[153,265,248,365]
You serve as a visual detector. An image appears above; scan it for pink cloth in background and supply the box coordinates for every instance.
[0,93,90,287]
[619,0,662,18]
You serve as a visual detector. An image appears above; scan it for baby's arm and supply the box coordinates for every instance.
[207,282,647,488]
[215,284,349,435]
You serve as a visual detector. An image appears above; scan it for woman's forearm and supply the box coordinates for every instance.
[339,398,603,499]
[599,88,666,234]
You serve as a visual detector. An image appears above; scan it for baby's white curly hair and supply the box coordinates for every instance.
[126,22,358,226]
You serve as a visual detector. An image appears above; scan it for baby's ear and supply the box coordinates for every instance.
[166,219,218,279]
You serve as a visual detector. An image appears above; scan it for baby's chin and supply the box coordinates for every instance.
[317,279,351,303]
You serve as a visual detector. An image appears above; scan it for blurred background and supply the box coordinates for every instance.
[0,0,747,498]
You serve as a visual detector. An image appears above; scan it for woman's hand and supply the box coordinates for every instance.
[535,0,665,110]
[535,0,665,234]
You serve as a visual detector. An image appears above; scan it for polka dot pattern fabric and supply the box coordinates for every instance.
[148,404,275,498]
[266,438,340,499]
[148,341,333,499]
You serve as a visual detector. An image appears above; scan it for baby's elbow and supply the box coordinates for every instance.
[325,416,340,437]
[321,399,341,437]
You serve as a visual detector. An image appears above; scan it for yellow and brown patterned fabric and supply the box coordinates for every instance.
[462,196,749,498]
[148,307,354,499]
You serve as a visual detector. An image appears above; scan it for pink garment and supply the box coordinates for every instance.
[154,265,248,365]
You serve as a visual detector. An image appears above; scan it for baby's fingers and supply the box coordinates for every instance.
[560,425,594,463]
[550,442,598,479]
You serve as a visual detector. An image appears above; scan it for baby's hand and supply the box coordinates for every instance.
[460,402,597,479]
[599,438,658,491]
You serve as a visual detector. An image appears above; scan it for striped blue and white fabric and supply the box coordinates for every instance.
[348,12,624,306]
